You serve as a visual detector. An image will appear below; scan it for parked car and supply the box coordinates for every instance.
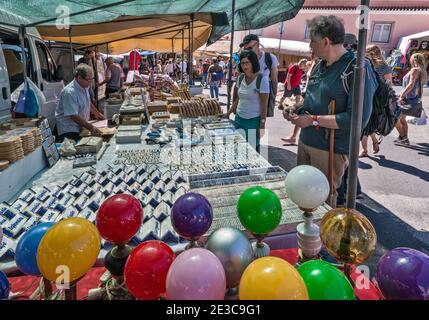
[0,10,64,128]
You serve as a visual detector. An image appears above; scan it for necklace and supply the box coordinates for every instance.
[245,74,256,85]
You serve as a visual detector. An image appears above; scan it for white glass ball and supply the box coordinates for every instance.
[285,165,329,209]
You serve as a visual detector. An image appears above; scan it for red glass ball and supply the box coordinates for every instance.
[124,240,174,300]
[96,194,143,244]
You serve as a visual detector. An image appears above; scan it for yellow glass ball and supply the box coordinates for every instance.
[320,208,377,264]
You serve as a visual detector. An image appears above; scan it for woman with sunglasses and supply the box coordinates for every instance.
[221,49,269,152]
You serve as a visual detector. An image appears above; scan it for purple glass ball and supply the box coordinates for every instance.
[376,247,429,300]
[171,192,213,240]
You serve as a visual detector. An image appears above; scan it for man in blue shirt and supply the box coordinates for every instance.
[56,64,104,141]
[284,15,378,207]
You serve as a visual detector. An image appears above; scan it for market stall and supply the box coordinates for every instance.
[259,36,311,70]
[1,70,419,302]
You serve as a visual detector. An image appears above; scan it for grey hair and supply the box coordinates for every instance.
[308,15,345,45]
[74,63,93,79]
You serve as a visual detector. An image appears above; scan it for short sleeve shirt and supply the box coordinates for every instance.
[236,74,270,119]
[55,80,91,136]
[166,63,174,73]
[106,64,122,89]
[258,51,279,79]
[285,64,303,87]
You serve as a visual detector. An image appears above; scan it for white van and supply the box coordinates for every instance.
[0,10,64,128]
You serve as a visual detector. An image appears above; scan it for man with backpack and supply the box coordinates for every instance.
[283,15,378,208]
[208,57,224,99]
[240,34,279,118]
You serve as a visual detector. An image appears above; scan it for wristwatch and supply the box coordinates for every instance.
[311,115,320,130]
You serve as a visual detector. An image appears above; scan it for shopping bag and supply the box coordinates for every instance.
[11,78,45,107]
[23,82,39,118]
[406,108,427,125]
[13,88,26,114]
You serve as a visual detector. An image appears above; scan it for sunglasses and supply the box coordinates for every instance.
[243,42,258,50]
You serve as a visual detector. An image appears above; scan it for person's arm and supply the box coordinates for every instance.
[270,55,279,93]
[226,86,240,116]
[70,115,102,136]
[271,66,279,93]
[285,73,292,90]
[258,76,270,128]
[287,61,378,130]
[384,73,393,83]
[259,93,269,128]
[207,67,212,84]
[400,69,419,101]
[99,66,111,86]
[90,102,105,121]
[120,70,124,88]
[63,91,102,135]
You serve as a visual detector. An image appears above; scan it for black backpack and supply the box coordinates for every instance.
[341,57,401,136]
[263,52,275,117]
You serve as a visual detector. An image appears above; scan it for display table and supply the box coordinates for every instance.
[0,117,331,275]
[8,248,382,300]
[0,147,47,203]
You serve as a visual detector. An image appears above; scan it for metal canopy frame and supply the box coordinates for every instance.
[346,0,371,209]
[227,0,236,110]
[75,20,196,51]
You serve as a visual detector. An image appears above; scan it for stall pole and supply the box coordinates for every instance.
[227,0,236,111]
[43,278,52,298]
[346,0,371,209]
[19,25,28,85]
[189,14,195,85]
[278,22,284,59]
[188,22,191,85]
[69,27,75,73]
[64,281,77,300]
[181,29,184,84]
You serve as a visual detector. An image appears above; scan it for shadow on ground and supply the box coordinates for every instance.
[393,142,429,157]
[370,154,429,182]
[262,145,297,172]
[356,193,429,276]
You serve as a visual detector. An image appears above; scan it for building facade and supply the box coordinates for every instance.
[253,0,429,55]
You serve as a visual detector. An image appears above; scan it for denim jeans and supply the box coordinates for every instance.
[202,72,208,87]
[210,82,219,98]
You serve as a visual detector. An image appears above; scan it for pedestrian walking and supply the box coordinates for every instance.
[395,52,427,145]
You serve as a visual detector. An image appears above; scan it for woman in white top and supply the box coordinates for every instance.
[223,49,269,152]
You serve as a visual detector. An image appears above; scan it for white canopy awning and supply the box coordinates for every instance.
[398,30,429,54]
[259,37,311,56]
[196,37,311,57]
